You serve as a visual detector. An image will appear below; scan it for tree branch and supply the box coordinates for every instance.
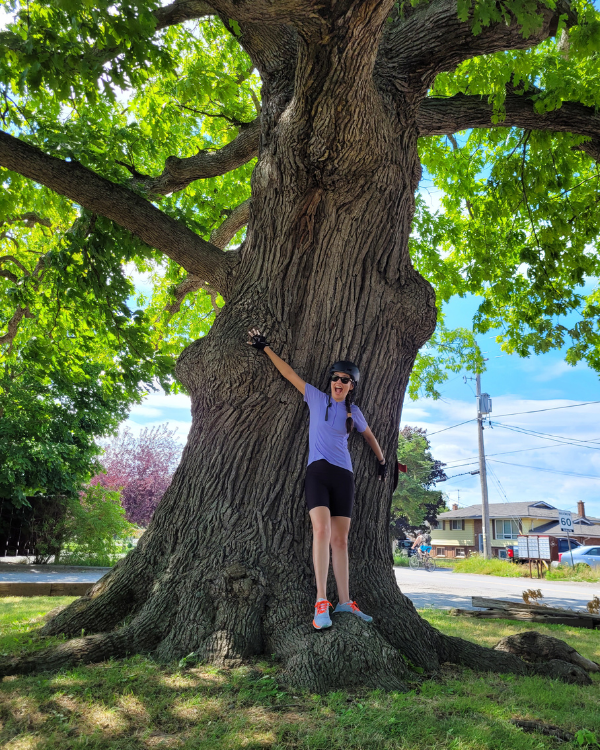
[140,118,260,196]
[0,131,237,297]
[0,1,216,69]
[0,212,52,229]
[0,306,33,348]
[378,0,576,92]
[154,0,215,30]
[416,93,600,163]
[192,0,316,24]
[164,199,250,318]
[210,199,251,249]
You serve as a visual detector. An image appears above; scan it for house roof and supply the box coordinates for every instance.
[437,501,558,520]
[437,501,600,523]
[530,520,600,538]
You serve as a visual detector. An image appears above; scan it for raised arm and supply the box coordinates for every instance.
[247,328,306,395]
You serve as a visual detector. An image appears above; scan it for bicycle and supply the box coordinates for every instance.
[409,545,436,572]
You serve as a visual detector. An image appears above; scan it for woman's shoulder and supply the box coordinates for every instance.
[304,383,327,403]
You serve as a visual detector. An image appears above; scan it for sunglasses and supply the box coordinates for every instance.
[331,375,352,384]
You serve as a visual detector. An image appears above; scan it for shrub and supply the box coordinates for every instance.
[452,555,525,578]
[34,485,138,567]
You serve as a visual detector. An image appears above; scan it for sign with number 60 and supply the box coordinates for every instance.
[559,510,573,533]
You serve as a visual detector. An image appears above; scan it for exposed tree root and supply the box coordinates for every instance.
[437,633,592,685]
[495,631,600,673]
[0,629,133,678]
[511,720,575,742]
[276,615,411,692]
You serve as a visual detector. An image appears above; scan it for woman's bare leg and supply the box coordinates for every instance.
[330,515,351,604]
[309,506,332,600]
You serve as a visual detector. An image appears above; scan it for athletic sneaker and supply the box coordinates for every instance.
[334,600,373,622]
[313,599,332,629]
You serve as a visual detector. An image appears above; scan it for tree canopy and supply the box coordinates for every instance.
[391,426,448,534]
[1,0,599,399]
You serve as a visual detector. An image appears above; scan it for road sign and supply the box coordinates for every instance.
[559,510,573,533]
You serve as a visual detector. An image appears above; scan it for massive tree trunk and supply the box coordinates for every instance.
[0,0,595,691]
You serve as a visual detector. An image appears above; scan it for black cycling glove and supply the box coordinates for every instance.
[377,461,388,480]
[249,333,270,351]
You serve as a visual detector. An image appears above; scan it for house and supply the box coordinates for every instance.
[429,500,600,559]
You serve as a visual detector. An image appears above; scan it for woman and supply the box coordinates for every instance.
[248,329,387,630]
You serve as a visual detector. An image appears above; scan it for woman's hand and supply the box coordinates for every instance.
[377,459,387,481]
[247,328,270,351]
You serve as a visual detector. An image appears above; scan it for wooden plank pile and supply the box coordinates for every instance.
[0,582,91,597]
[449,596,600,629]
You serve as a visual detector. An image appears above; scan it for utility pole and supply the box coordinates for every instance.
[476,372,492,559]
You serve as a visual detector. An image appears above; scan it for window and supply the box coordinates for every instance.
[495,519,519,539]
[431,520,442,530]
[558,538,581,552]
[455,548,465,558]
[450,519,465,531]
[585,548,600,556]
[436,548,446,557]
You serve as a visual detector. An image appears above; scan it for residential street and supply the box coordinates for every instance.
[395,566,599,610]
[0,563,111,584]
[2,562,598,612]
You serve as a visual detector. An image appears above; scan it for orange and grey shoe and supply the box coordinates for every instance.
[313,599,332,629]
[334,600,373,622]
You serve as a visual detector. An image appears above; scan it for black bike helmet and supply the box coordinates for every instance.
[329,360,360,384]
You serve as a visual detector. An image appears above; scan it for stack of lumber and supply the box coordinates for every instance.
[450,596,600,629]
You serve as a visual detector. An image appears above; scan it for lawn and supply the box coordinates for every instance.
[1,597,599,750]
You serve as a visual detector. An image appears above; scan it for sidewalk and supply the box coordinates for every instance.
[0,562,111,584]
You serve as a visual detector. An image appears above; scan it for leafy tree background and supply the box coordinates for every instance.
[32,484,137,567]
[91,425,182,526]
[391,427,448,538]
[0,359,134,507]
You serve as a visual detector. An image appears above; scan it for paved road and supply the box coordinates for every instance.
[0,563,111,583]
[2,563,598,612]
[395,566,599,610]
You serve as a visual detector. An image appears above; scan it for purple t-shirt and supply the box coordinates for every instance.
[304,383,368,472]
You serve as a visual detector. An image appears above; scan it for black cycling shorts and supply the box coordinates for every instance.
[305,459,355,518]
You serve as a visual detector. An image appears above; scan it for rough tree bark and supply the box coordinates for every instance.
[0,0,596,691]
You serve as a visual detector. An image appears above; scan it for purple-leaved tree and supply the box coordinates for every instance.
[92,425,182,527]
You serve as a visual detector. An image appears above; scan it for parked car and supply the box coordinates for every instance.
[557,538,581,554]
[558,545,600,568]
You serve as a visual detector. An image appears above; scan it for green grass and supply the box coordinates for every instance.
[1,598,599,749]
[393,553,453,568]
[545,563,600,583]
[453,556,526,577]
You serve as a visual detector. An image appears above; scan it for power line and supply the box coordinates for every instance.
[492,423,600,451]
[488,458,600,480]
[425,399,600,437]
[443,443,561,464]
[428,419,476,436]
[493,400,600,418]
[493,421,600,446]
